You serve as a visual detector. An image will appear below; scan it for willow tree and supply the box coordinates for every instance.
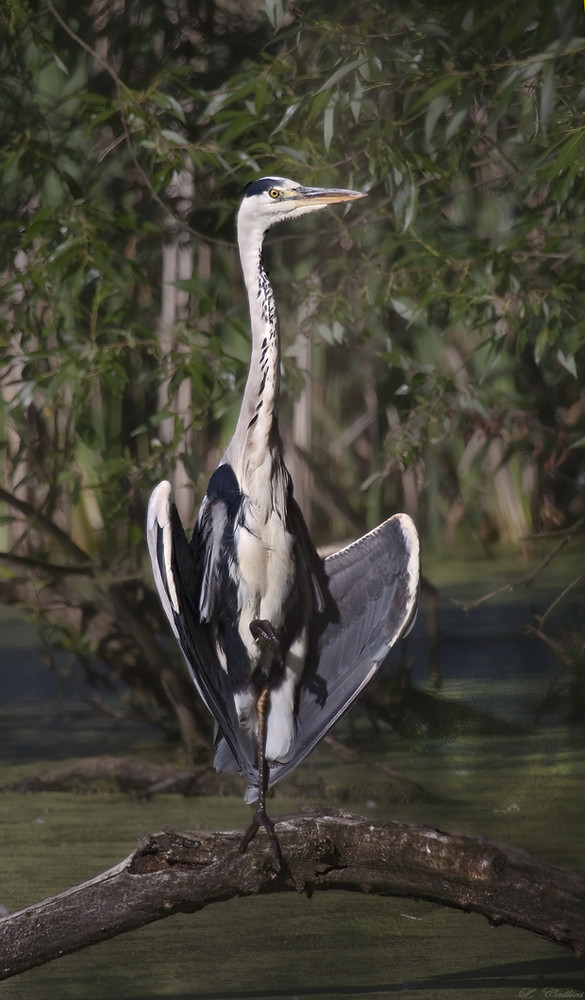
[1,0,583,737]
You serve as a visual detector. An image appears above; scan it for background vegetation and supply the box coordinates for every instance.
[1,0,584,745]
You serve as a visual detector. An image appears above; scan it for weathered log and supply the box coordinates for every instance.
[2,751,435,803]
[1,807,584,980]
[1,755,242,797]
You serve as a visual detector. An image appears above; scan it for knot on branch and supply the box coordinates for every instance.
[476,849,507,880]
[312,836,342,871]
[128,831,214,874]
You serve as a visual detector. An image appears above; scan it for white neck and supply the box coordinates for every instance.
[223,214,282,485]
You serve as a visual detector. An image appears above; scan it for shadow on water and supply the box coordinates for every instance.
[0,613,163,764]
[1,557,584,1000]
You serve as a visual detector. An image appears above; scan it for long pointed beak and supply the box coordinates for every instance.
[287,186,365,208]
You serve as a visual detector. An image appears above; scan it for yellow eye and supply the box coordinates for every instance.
[268,188,280,199]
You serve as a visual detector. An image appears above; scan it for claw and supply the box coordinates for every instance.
[249,618,282,660]
[240,808,283,869]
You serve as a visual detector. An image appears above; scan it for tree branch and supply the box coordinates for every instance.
[452,515,585,613]
[1,808,584,980]
[0,486,91,565]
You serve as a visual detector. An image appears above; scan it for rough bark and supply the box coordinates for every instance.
[1,807,584,981]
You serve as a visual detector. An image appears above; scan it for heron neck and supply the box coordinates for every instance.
[229,223,282,480]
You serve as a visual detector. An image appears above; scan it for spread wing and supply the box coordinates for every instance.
[215,512,421,799]
[148,481,419,800]
[146,481,258,782]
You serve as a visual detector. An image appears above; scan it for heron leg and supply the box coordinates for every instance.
[239,620,284,868]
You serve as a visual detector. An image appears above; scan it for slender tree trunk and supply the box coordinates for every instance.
[289,281,319,530]
[158,160,196,526]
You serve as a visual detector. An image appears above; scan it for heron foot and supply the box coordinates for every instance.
[240,807,284,869]
[249,618,282,660]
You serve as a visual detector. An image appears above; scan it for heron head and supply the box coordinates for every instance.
[239,176,365,233]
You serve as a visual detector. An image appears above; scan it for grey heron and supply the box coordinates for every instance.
[147,176,420,862]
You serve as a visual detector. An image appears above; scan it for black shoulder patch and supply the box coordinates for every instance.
[206,463,241,501]
[206,464,244,524]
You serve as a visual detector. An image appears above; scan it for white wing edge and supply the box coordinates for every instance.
[146,480,181,640]
[324,511,420,636]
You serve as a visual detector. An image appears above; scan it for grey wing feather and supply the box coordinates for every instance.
[146,482,258,784]
[277,512,420,786]
[216,512,420,798]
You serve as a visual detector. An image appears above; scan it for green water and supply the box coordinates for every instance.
[1,569,585,998]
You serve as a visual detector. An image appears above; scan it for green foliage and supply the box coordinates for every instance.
[2,0,585,569]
